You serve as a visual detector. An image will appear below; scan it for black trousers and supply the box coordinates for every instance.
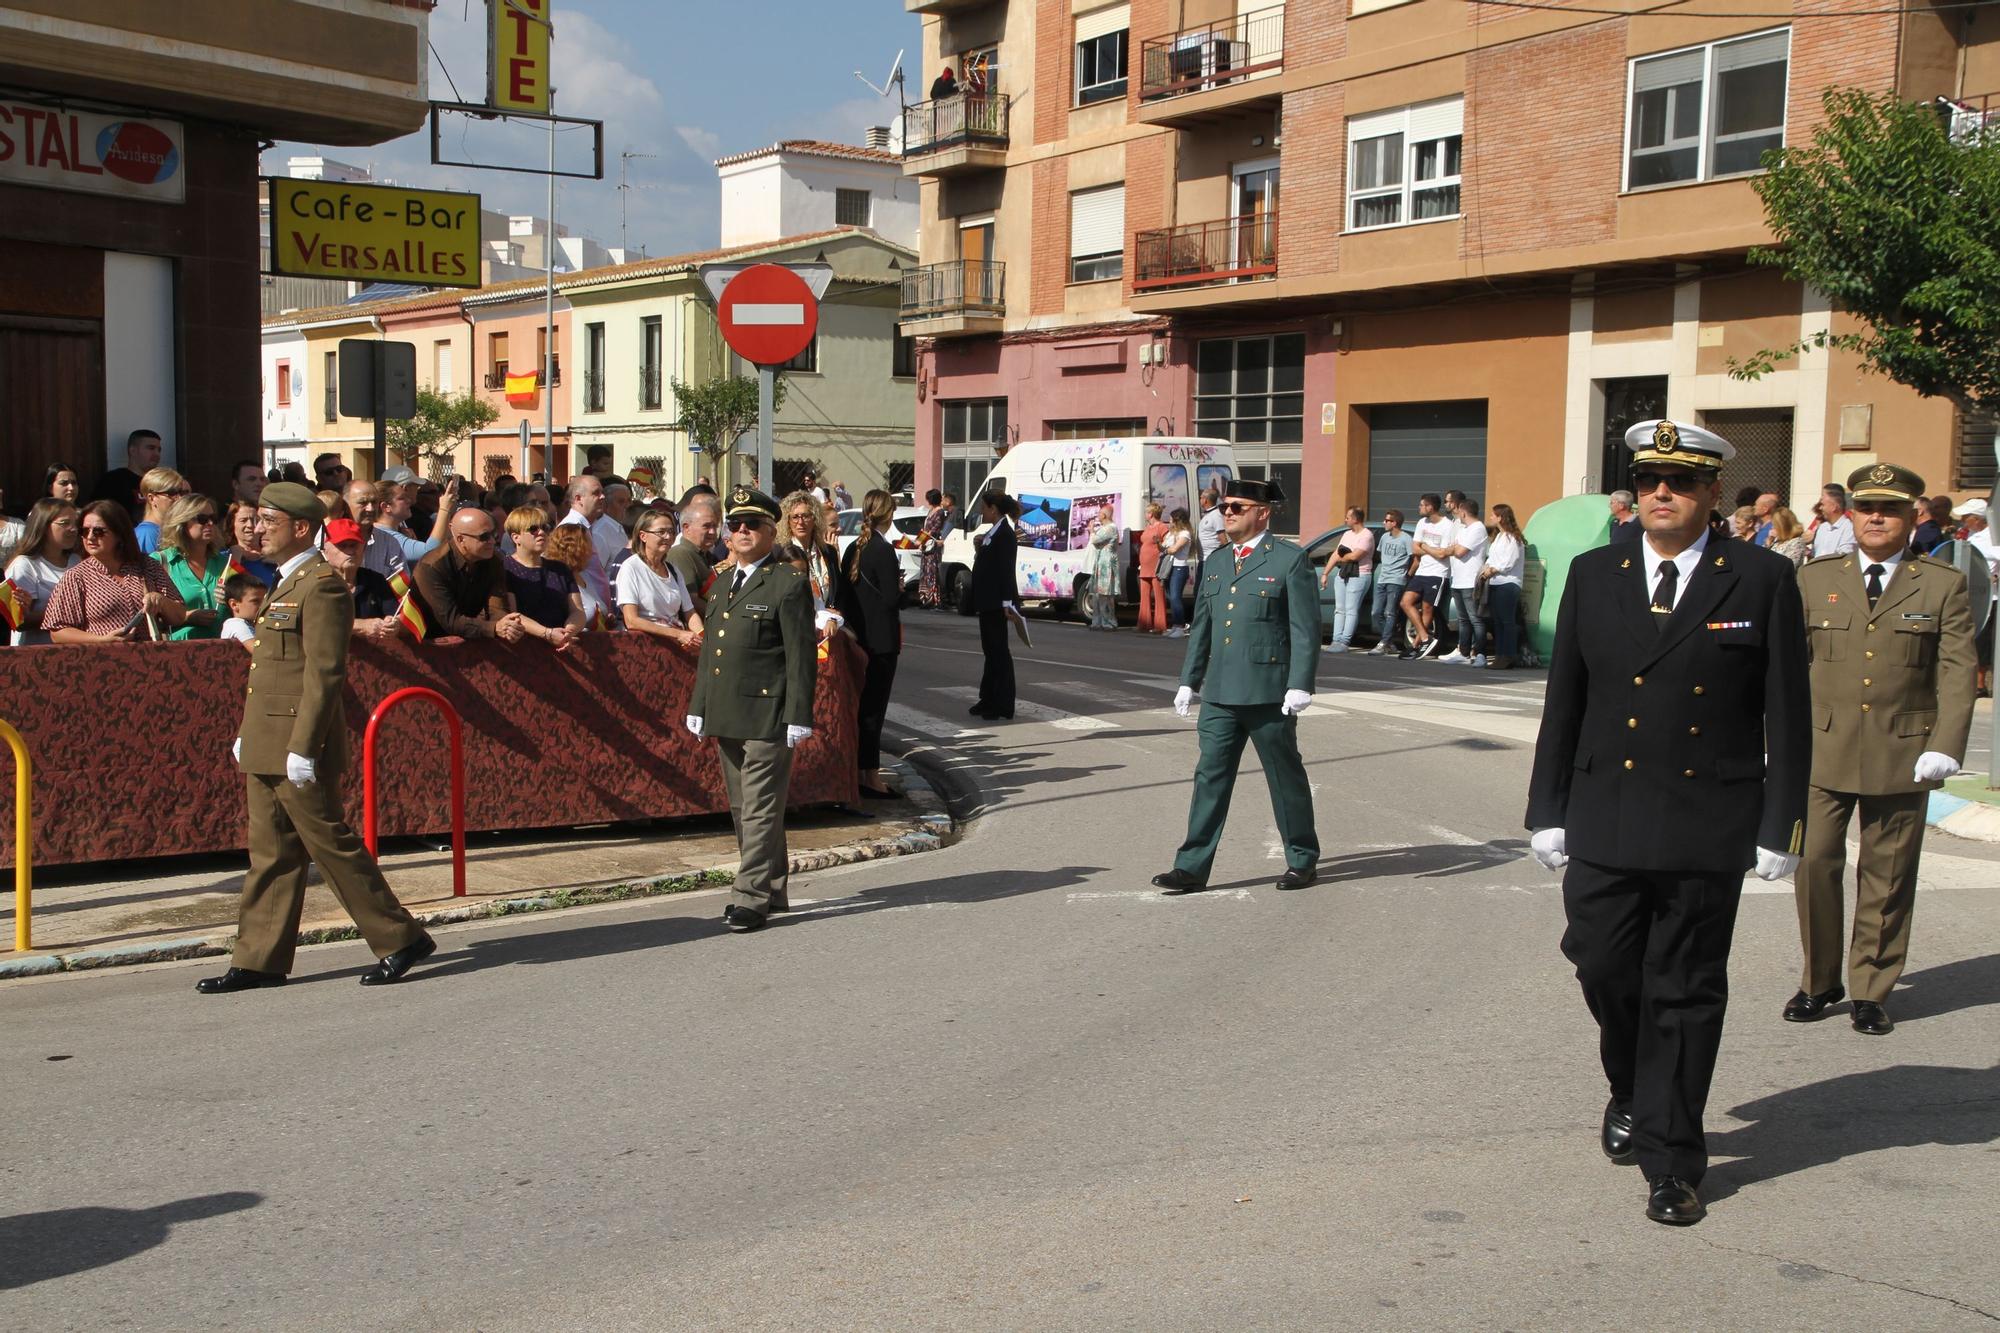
[1560,858,1744,1185]
[976,610,1015,715]
[856,650,899,770]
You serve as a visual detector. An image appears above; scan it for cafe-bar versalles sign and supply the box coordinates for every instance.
[267,177,482,289]
[0,102,185,202]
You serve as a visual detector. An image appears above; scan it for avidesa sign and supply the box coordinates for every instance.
[267,178,482,289]
[0,103,185,202]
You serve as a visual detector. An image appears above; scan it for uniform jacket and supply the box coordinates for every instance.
[236,552,354,777]
[666,540,715,620]
[1525,537,1811,873]
[837,531,903,658]
[1179,535,1321,706]
[1798,552,1976,794]
[688,557,817,740]
[970,520,1017,613]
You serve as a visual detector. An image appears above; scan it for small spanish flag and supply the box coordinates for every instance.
[505,371,540,406]
[590,608,610,632]
[0,579,25,633]
[627,465,655,492]
[224,550,251,582]
[387,568,412,601]
[816,637,830,662]
[395,593,428,642]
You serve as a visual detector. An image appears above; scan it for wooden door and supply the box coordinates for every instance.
[0,317,104,517]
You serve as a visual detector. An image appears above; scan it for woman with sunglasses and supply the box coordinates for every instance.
[4,498,80,645]
[42,500,188,643]
[617,510,703,647]
[503,505,585,650]
[154,494,229,639]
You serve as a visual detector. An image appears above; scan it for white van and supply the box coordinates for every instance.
[940,436,1236,614]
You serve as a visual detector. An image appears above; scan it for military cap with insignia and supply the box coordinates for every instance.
[1224,476,1287,505]
[724,484,781,523]
[259,481,326,521]
[1847,461,1925,504]
[1626,418,1735,471]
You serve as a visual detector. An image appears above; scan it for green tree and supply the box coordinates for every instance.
[1731,88,2000,413]
[669,372,786,485]
[384,387,499,478]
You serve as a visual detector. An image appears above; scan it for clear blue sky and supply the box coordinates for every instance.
[267,0,923,259]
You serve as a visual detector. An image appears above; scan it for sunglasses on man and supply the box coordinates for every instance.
[1630,470,1712,497]
[1218,500,1267,516]
[726,515,772,533]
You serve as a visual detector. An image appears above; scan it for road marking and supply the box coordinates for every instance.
[931,685,1119,730]
[1067,889,1255,904]
[886,703,989,739]
[1311,692,1543,744]
[1424,824,1484,847]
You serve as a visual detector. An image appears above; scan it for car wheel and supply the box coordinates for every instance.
[951,568,974,616]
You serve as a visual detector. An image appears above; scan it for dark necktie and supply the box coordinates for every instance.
[731,568,747,596]
[1866,563,1886,607]
[1651,561,1677,627]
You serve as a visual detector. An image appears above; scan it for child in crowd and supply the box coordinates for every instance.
[219,572,266,644]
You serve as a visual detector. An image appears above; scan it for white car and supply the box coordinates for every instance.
[835,506,928,600]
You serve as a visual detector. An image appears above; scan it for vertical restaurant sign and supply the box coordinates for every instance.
[0,102,185,202]
[490,0,552,113]
[266,178,482,289]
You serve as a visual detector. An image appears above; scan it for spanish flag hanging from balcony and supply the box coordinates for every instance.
[0,579,25,633]
[505,371,540,406]
[395,593,428,642]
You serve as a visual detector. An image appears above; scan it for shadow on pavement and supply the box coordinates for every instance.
[0,1191,262,1290]
[1704,1062,2000,1204]
[404,865,1108,978]
[1884,952,2000,1024]
[1310,839,1530,883]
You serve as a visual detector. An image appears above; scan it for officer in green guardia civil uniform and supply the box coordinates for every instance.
[686,485,818,934]
[196,483,436,994]
[1787,461,1977,1037]
[1153,477,1323,894]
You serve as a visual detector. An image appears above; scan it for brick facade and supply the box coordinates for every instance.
[1035,0,1069,145]
[1029,156,1070,315]
[1280,83,1345,280]
[1286,0,1348,66]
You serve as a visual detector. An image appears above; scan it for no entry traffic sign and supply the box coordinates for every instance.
[716,263,820,366]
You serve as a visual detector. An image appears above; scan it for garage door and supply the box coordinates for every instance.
[1365,402,1488,517]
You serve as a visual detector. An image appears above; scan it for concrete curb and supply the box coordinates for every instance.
[1927,789,2000,843]
[1,772,955,982]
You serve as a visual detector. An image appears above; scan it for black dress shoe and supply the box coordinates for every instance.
[967,702,990,717]
[1644,1175,1706,1226]
[1151,869,1208,895]
[195,967,286,995]
[1275,866,1317,891]
[858,785,903,800]
[1782,985,1845,1022]
[1851,1000,1894,1035]
[1600,1099,1637,1163]
[358,934,437,986]
[723,905,767,933]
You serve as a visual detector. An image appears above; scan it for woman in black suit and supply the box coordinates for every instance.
[838,489,905,798]
[969,489,1019,720]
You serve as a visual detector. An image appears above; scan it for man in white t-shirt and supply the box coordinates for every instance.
[1197,488,1226,563]
[1438,496,1489,665]
[1400,492,1455,659]
[1810,483,1857,558]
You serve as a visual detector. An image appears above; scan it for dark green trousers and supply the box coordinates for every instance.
[1173,702,1319,883]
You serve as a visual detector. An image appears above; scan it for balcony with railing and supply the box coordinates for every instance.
[902,93,1010,176]
[483,356,561,391]
[899,259,1006,337]
[1137,4,1285,127]
[905,0,990,13]
[1132,214,1279,300]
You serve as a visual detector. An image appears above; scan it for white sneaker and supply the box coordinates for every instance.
[1437,650,1470,664]
[1365,643,1390,656]
[1323,642,1347,653]
[1165,626,1187,638]
[1470,654,1488,668]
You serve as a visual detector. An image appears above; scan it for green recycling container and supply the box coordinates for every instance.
[1523,495,1614,660]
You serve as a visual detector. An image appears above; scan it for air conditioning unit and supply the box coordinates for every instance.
[1170,37,1251,92]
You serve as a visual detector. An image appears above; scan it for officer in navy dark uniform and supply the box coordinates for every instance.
[1525,420,1810,1226]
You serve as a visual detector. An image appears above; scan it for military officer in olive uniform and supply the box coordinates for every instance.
[1152,477,1322,895]
[687,486,818,933]
[197,483,436,994]
[1787,462,1976,1036]
[1526,420,1810,1226]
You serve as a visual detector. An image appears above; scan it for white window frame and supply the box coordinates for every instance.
[1069,183,1126,284]
[1345,98,1463,234]
[1074,7,1130,107]
[1622,27,1791,192]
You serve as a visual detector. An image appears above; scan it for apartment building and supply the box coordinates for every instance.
[903,0,2000,535]
[0,0,432,509]
[718,138,920,249]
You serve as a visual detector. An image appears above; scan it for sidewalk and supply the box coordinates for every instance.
[0,756,951,979]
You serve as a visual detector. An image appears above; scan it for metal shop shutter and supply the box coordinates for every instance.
[1365,401,1489,518]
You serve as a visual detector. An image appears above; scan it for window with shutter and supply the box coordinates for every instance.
[1347,99,1462,232]
[1069,183,1125,283]
[1626,29,1789,189]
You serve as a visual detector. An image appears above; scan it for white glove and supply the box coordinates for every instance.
[1754,847,1800,881]
[1281,689,1311,716]
[285,753,316,787]
[1914,750,1961,783]
[785,724,812,749]
[685,715,704,738]
[232,737,241,765]
[1530,827,1568,870]
[1174,686,1195,717]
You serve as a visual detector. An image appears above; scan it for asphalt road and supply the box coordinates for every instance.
[5,609,1998,1330]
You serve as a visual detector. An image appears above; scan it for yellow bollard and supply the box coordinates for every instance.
[0,720,29,952]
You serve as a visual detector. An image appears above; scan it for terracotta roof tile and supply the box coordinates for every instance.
[713,138,899,168]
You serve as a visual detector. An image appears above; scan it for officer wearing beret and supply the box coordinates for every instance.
[1152,477,1322,895]
[1787,463,1976,1036]
[197,483,436,993]
[686,486,817,933]
[1526,420,1810,1226]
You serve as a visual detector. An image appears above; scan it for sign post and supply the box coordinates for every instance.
[701,262,833,487]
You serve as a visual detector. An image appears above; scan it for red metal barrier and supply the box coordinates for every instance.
[363,687,466,897]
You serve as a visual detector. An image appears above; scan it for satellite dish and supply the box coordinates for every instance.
[855,49,905,99]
